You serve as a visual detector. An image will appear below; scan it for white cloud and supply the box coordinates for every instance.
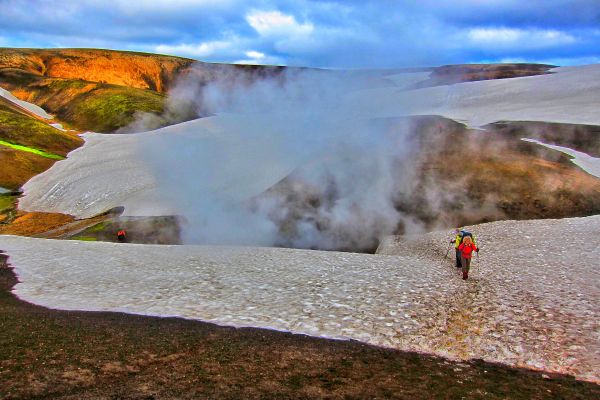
[155,40,232,58]
[246,10,314,37]
[245,50,265,60]
[467,27,576,48]
[234,50,285,65]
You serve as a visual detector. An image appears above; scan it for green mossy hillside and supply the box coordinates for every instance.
[0,68,166,133]
[60,85,165,133]
[0,109,82,156]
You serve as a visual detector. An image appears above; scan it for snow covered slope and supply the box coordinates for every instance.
[0,86,52,119]
[20,115,318,218]
[352,64,600,127]
[523,138,600,179]
[1,215,599,382]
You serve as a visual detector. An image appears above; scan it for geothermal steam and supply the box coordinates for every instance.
[140,67,422,251]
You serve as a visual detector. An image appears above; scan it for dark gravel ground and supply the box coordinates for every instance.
[1,251,599,399]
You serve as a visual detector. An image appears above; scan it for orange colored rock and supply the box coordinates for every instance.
[0,48,195,93]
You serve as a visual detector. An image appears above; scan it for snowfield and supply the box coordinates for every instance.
[354,64,600,127]
[0,86,52,119]
[523,138,600,179]
[1,215,599,382]
[17,64,600,219]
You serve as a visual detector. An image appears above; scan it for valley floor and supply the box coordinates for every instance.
[1,252,599,399]
[1,215,599,396]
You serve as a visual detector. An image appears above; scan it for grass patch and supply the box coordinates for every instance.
[87,221,108,233]
[0,194,16,213]
[0,140,64,160]
[63,86,165,132]
[70,236,98,241]
[1,72,166,132]
[0,109,82,156]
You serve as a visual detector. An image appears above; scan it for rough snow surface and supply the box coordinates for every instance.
[1,215,599,382]
[0,86,52,119]
[20,131,171,218]
[522,138,600,179]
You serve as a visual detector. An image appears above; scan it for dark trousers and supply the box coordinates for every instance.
[461,256,471,273]
[455,249,461,267]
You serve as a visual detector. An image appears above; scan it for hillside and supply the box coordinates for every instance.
[0,48,286,132]
[0,94,82,191]
[0,48,195,92]
[0,48,191,132]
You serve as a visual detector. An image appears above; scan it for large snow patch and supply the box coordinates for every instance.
[1,215,599,382]
[0,86,52,119]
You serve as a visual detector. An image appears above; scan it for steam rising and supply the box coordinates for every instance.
[140,66,423,251]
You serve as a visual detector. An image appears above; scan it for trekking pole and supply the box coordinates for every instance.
[441,242,452,266]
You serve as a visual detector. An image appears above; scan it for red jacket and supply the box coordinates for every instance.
[458,243,478,259]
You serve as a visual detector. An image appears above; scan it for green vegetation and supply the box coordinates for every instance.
[0,140,64,160]
[1,70,166,132]
[87,221,108,232]
[62,85,166,132]
[0,109,82,156]
[69,236,98,241]
[0,194,16,213]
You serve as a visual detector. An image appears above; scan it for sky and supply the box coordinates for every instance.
[1,0,599,68]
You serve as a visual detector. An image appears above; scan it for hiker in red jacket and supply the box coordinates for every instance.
[458,236,478,280]
[117,229,127,243]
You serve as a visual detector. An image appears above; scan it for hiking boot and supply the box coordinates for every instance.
[462,271,468,280]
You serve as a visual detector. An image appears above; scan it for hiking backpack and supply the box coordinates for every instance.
[459,230,473,244]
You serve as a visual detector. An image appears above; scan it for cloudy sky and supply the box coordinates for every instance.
[1,0,599,68]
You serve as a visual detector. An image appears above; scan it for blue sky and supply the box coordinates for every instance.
[1,0,599,68]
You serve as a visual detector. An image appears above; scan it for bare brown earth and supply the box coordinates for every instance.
[1,253,598,399]
[413,63,555,88]
[407,117,600,227]
[0,211,75,236]
[0,147,55,191]
[259,117,600,252]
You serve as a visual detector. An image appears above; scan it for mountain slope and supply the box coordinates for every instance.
[0,48,194,132]
[0,94,82,190]
[0,48,285,132]
[0,48,194,92]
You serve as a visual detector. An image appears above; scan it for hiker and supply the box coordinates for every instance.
[458,236,478,280]
[450,228,476,268]
[117,229,127,243]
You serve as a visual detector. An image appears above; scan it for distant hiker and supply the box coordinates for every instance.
[458,236,478,280]
[117,229,127,243]
[450,228,476,268]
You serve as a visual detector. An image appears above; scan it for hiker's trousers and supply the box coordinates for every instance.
[455,249,461,267]
[461,256,471,273]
